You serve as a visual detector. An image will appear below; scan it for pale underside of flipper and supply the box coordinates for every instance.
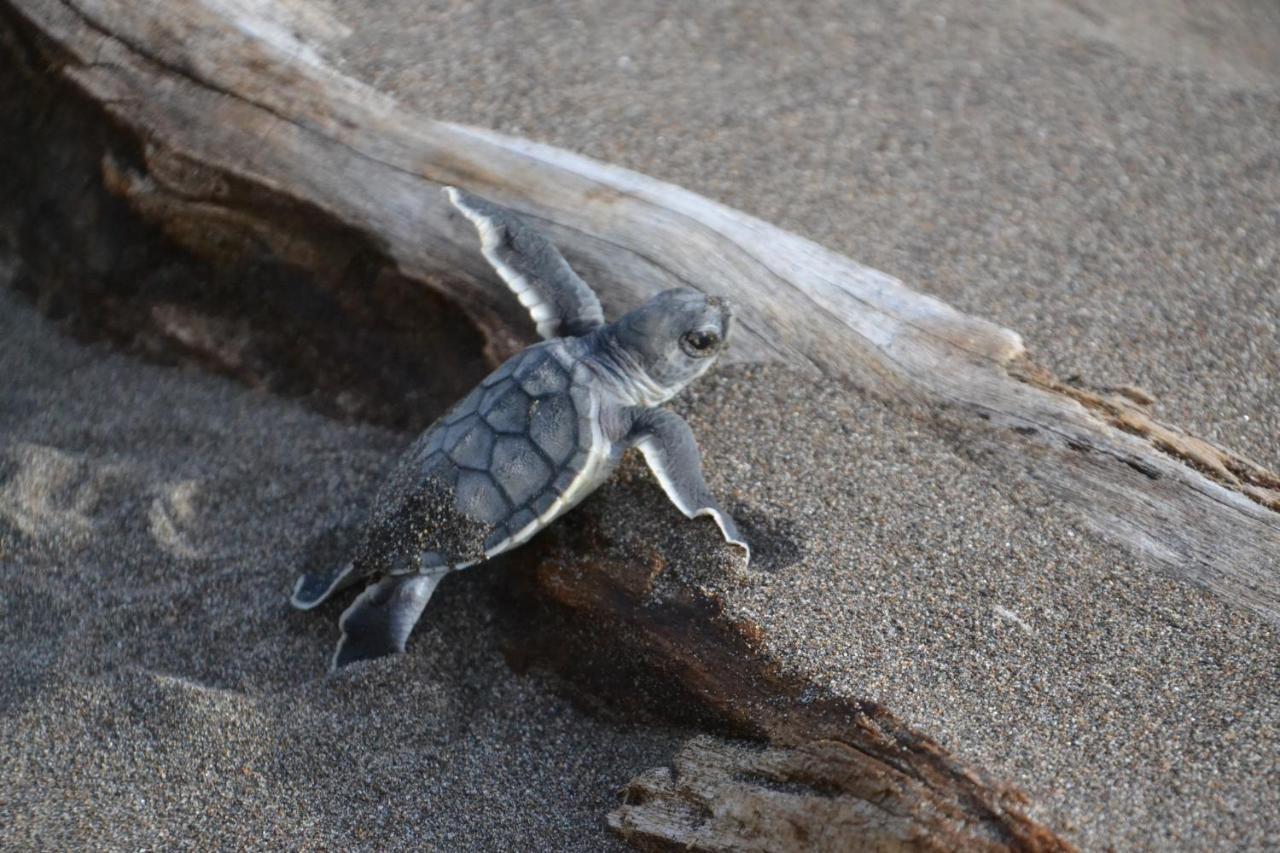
[290,561,357,611]
[445,187,606,340]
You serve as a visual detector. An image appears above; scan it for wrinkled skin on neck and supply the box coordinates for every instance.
[589,289,733,408]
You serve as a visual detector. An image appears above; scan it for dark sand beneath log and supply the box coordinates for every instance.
[319,0,1280,469]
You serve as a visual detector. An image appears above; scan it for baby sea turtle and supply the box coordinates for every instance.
[291,187,749,670]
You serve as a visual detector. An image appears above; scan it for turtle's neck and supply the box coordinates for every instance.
[581,326,677,408]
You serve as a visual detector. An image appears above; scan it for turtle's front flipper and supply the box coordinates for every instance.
[627,408,751,563]
[290,561,357,610]
[331,572,444,670]
[445,187,606,339]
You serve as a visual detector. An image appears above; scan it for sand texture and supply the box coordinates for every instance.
[668,367,1280,849]
[4,291,1278,848]
[0,292,679,849]
[317,0,1280,469]
[3,0,1280,849]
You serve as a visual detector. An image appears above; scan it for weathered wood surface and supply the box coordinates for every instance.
[9,0,1275,627]
[613,737,1044,853]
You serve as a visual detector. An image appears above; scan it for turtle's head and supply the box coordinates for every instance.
[606,289,733,405]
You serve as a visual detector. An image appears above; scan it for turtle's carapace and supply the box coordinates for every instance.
[291,187,749,670]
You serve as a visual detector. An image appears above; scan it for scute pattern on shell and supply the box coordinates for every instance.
[350,342,593,579]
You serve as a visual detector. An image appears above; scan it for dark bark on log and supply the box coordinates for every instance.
[500,476,1070,851]
[613,737,1039,853]
[0,8,488,431]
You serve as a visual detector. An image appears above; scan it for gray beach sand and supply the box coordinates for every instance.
[667,367,1280,849]
[0,291,680,850]
[4,290,1279,849]
[4,0,1280,849]
[319,0,1280,468]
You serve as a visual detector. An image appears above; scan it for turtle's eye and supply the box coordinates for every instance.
[680,329,721,358]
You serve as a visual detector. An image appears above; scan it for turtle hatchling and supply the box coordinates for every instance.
[291,187,750,670]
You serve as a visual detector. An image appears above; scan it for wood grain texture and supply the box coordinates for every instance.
[611,737,1056,853]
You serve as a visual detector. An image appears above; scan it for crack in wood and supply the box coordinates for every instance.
[1011,358,1280,512]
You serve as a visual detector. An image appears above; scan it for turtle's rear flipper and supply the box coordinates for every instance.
[331,573,444,670]
[290,562,358,610]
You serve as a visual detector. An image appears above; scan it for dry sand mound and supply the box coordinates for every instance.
[0,292,678,849]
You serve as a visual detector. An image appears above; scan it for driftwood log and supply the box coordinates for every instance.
[501,489,1072,851]
[4,0,1278,849]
